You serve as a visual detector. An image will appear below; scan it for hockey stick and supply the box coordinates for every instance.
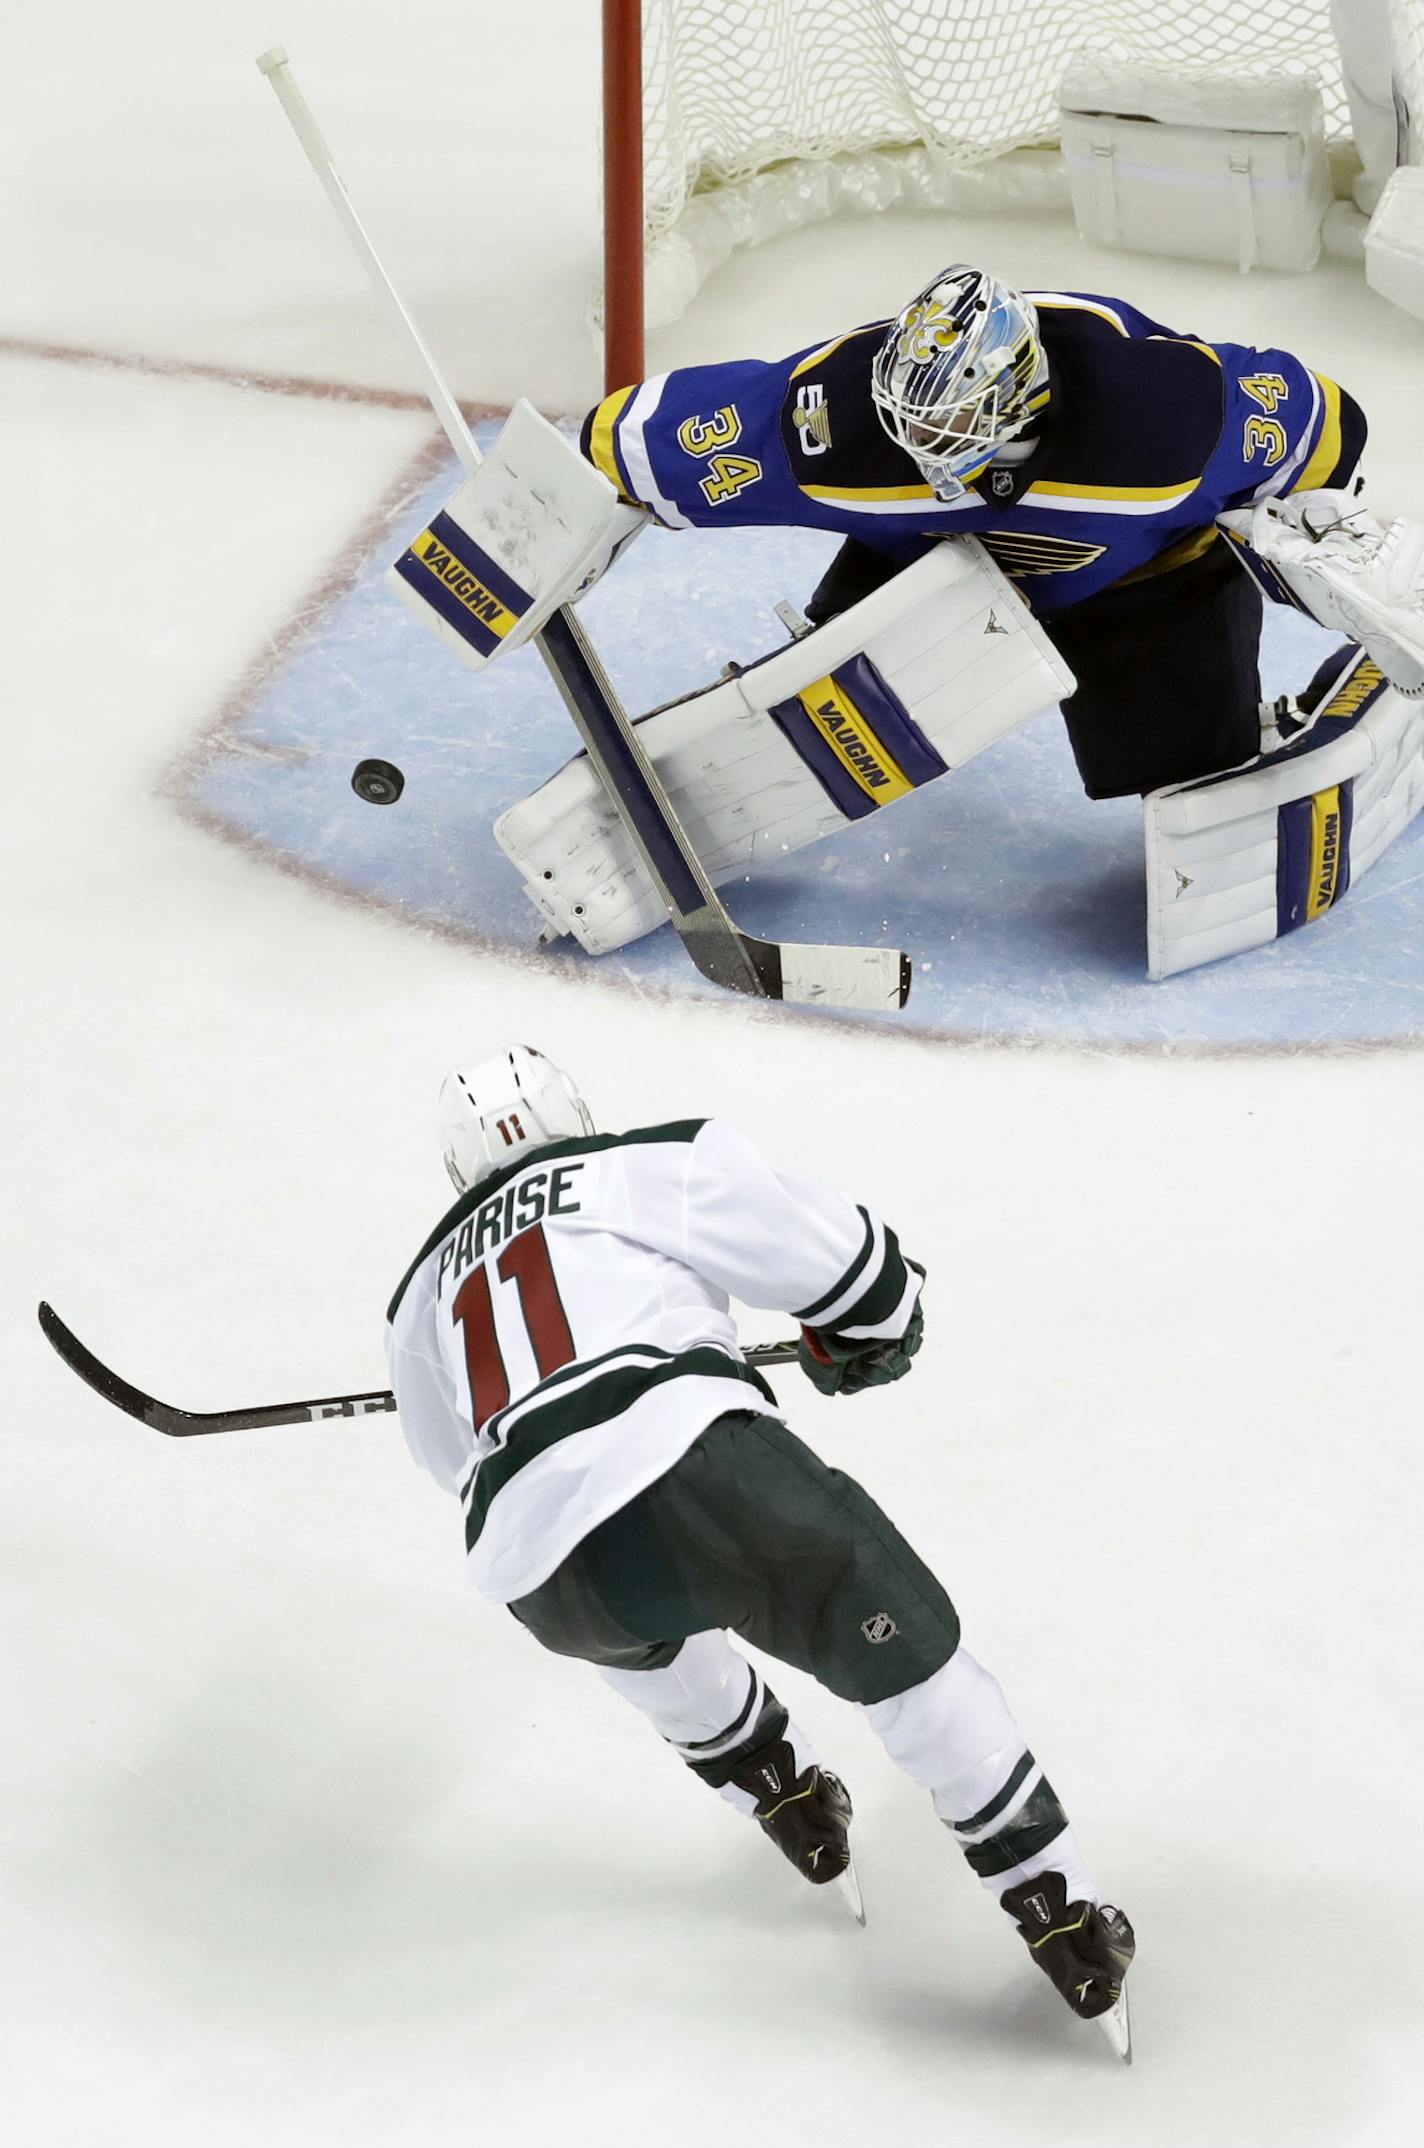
[37,1300,798,1438]
[255,48,910,1014]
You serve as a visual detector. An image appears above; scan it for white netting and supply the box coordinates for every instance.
[642,0,1354,245]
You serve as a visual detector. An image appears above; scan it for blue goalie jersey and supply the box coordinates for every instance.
[580,289,1365,617]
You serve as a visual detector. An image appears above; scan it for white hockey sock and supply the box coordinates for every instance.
[860,1647,1100,1902]
[598,1630,819,1814]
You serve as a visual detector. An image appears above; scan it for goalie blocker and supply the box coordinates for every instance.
[1146,645,1424,979]
[495,543,1073,957]
[386,399,643,670]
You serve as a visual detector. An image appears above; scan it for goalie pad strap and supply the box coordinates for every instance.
[767,650,949,817]
[1145,649,1424,978]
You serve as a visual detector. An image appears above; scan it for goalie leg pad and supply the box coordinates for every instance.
[495,541,1073,955]
[1145,648,1424,978]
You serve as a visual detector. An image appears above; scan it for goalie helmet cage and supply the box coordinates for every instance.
[600,0,1424,389]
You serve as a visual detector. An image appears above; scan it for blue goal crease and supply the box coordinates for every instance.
[176,434,1424,1050]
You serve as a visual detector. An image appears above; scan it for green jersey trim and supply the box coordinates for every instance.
[795,1205,875,1323]
[464,1344,775,1553]
[838,1224,913,1331]
[794,1211,916,1335]
[386,1119,707,1321]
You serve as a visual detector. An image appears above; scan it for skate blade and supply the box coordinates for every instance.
[1095,1984,1132,2065]
[831,1856,866,1927]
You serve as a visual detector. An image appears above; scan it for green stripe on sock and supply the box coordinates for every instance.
[951,1751,1036,1838]
[961,1776,1070,1879]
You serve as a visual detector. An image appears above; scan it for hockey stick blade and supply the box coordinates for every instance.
[37,1303,798,1437]
[538,612,912,1013]
[37,1302,399,1435]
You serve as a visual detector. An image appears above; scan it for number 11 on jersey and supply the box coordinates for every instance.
[452,1224,575,1429]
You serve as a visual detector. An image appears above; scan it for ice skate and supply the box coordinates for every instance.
[1000,1870,1135,2062]
[728,1737,865,1924]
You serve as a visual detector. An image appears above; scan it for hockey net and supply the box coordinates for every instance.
[622,0,1424,341]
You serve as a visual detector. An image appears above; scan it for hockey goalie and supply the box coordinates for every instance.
[391,263,1424,981]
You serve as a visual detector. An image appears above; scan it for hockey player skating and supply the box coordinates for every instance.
[385,1044,1135,2057]
[580,262,1368,803]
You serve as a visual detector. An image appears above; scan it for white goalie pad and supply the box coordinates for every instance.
[1219,492,1424,697]
[1146,650,1424,979]
[386,400,643,672]
[494,541,1074,956]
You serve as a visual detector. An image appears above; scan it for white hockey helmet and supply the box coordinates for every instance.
[871,264,1045,501]
[437,1044,594,1193]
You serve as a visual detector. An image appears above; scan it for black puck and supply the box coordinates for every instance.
[352,757,405,805]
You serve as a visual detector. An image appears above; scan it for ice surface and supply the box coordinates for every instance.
[6,8,1424,2147]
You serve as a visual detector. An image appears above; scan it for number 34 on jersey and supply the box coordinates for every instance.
[675,404,763,506]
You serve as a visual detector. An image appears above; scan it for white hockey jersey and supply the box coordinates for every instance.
[385,1118,922,1604]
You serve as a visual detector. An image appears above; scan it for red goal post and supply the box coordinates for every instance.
[601,0,1424,392]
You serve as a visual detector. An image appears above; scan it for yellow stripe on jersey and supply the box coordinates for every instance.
[1025,477,1200,504]
[791,329,869,379]
[1030,295,1130,335]
[799,480,941,503]
[1291,374,1344,494]
[587,384,637,495]
[1173,339,1224,367]
[1116,525,1221,583]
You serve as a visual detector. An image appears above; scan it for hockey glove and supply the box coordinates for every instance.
[798,1299,924,1398]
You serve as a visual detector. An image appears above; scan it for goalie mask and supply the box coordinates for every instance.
[437,1044,594,1193]
[871,265,1046,502]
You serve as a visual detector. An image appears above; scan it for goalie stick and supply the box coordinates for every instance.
[255,49,910,1014]
[36,1300,798,1438]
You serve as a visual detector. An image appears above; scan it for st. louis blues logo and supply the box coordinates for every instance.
[793,383,831,454]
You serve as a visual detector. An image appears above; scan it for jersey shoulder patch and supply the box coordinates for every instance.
[777,324,936,506]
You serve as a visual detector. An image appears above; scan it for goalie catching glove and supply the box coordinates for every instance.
[1219,489,1424,698]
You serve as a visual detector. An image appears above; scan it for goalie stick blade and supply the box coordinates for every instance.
[681,913,911,1012]
[774,941,912,1013]
[684,911,911,1013]
[536,614,912,1014]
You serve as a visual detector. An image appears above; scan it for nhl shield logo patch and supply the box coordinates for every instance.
[861,1611,898,1644]
[990,467,1015,498]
